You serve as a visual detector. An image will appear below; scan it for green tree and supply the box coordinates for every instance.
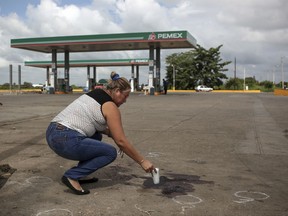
[165,44,230,90]
[225,78,243,90]
[259,80,274,89]
[245,77,258,89]
[0,83,10,89]
[22,82,33,88]
[166,52,197,90]
[71,84,78,89]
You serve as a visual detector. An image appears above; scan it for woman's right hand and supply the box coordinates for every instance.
[141,159,155,173]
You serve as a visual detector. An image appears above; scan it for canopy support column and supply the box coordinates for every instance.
[46,66,50,86]
[131,65,135,92]
[87,66,90,90]
[64,50,70,92]
[155,47,161,93]
[148,45,154,89]
[51,49,57,91]
[136,65,139,91]
[93,66,96,83]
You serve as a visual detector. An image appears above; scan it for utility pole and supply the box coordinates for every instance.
[18,65,21,91]
[234,57,236,90]
[172,64,175,90]
[9,64,12,93]
[243,67,246,91]
[281,56,287,89]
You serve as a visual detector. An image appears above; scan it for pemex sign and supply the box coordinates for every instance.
[148,31,185,40]
[146,31,197,47]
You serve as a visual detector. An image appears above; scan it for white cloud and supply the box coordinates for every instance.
[25,0,121,36]
[217,0,288,30]
[115,0,170,32]
[0,58,10,67]
[0,13,32,37]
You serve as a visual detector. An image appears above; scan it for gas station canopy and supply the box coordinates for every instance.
[11,30,197,93]
[11,31,197,53]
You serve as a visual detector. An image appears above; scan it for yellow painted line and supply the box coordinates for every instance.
[0,89,42,93]
[167,90,261,93]
[0,89,264,94]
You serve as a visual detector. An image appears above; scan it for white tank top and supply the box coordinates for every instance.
[52,89,113,137]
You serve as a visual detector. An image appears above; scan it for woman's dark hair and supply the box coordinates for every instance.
[106,71,131,91]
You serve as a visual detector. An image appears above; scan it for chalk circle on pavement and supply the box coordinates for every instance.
[172,194,203,206]
[36,208,72,216]
[26,176,53,184]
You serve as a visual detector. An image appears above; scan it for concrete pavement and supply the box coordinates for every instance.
[0,92,288,216]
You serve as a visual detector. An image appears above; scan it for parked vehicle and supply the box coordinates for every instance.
[195,85,213,92]
[83,87,89,92]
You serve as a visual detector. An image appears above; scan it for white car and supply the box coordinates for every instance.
[195,85,213,92]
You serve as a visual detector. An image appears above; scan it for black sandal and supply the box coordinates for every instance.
[78,177,99,184]
[61,176,90,195]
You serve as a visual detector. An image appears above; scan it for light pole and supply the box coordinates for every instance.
[243,67,246,91]
[281,56,288,89]
[172,64,175,90]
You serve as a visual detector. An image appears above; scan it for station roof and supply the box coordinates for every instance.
[11,30,197,53]
[25,58,149,68]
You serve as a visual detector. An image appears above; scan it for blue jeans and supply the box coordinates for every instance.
[46,122,117,180]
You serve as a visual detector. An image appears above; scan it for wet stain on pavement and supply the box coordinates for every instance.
[0,164,16,189]
[104,165,133,181]
[87,165,134,189]
[143,173,214,198]
[86,165,214,199]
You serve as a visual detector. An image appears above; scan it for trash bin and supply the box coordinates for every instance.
[149,87,155,95]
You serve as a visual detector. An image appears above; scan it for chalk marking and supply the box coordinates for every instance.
[172,195,202,215]
[6,180,28,186]
[172,194,203,206]
[6,176,53,187]
[26,176,53,184]
[180,206,194,215]
[233,191,269,204]
[134,204,154,216]
[36,208,73,216]
[146,152,161,158]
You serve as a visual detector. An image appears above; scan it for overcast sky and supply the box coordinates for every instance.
[0,0,287,86]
